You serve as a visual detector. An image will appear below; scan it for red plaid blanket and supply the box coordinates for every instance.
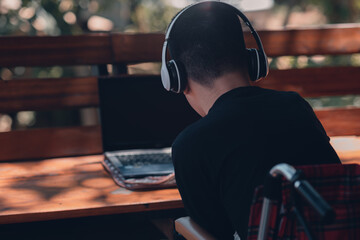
[247,164,360,240]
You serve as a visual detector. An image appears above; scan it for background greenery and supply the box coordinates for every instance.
[1,0,359,36]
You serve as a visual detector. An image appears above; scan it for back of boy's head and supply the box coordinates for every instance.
[168,2,248,86]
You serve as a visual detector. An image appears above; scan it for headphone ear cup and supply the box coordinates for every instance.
[167,60,187,93]
[246,48,259,81]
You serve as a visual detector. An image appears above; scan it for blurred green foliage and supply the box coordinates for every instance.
[305,0,359,23]
[0,0,179,36]
[275,0,360,23]
[1,0,359,37]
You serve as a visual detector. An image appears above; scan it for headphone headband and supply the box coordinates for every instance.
[161,1,269,93]
[165,3,195,40]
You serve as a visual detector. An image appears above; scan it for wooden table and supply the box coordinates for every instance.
[0,155,183,224]
[0,137,359,226]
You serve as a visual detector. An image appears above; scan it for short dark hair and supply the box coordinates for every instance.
[168,2,248,86]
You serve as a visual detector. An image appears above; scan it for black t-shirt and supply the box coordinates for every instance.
[172,86,341,239]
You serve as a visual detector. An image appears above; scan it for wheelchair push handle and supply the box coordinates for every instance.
[294,179,335,223]
[258,164,335,240]
[269,163,335,221]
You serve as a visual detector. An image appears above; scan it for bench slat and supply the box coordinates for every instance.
[2,24,357,68]
[0,108,358,161]
[257,66,360,97]
[0,34,112,67]
[112,33,164,64]
[0,77,99,112]
[316,108,360,136]
[249,24,360,57]
[2,66,359,113]
[0,126,102,161]
[111,24,360,63]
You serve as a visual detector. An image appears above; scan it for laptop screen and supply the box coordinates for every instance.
[98,75,200,152]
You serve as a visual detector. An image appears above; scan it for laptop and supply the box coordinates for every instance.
[98,75,200,179]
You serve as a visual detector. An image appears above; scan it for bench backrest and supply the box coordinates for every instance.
[1,24,359,161]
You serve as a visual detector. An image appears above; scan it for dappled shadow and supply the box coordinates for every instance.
[0,155,182,224]
[0,197,15,212]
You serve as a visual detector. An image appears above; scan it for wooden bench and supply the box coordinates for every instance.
[0,24,360,235]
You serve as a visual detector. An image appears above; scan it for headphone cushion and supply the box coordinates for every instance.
[167,60,187,93]
[247,48,268,81]
[257,50,268,79]
[175,61,187,92]
[167,60,180,92]
[247,48,259,81]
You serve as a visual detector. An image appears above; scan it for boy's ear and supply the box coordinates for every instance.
[183,82,191,95]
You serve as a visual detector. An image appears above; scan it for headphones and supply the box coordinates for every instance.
[161,1,269,93]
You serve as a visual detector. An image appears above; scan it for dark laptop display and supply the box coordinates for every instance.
[98,75,200,152]
[98,75,200,178]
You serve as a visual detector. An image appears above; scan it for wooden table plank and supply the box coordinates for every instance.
[0,155,182,224]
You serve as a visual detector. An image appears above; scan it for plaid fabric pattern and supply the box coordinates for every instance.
[247,164,360,240]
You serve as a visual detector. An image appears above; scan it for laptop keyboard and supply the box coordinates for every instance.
[105,148,174,178]
[115,152,172,167]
